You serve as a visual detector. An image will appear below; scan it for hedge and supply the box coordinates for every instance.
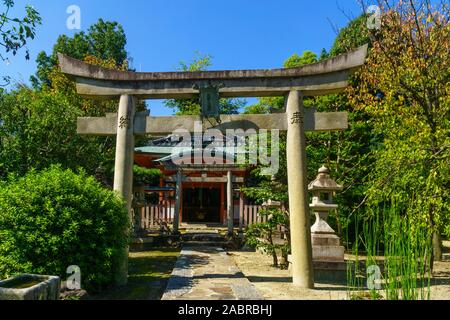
[0,166,129,291]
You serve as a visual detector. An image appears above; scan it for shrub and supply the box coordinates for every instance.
[0,166,129,292]
[133,165,161,186]
[245,208,290,268]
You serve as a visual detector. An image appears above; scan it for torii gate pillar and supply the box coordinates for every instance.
[113,94,136,286]
[286,90,314,288]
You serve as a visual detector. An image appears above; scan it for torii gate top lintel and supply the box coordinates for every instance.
[57,44,368,99]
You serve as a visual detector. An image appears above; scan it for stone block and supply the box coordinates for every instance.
[311,233,341,246]
[287,255,348,284]
[0,274,60,300]
[313,261,347,284]
[312,245,345,262]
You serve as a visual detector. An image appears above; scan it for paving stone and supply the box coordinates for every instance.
[162,246,263,300]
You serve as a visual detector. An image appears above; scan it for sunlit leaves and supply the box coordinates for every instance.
[0,1,41,62]
[0,166,129,291]
[349,1,450,236]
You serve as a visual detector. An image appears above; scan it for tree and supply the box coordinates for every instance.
[133,165,162,186]
[0,0,41,61]
[245,207,290,268]
[350,0,450,261]
[0,20,144,182]
[165,53,246,115]
[31,19,127,89]
[0,87,112,179]
[284,50,318,67]
[329,14,370,56]
[0,0,41,85]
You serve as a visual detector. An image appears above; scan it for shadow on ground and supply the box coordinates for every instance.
[88,248,180,300]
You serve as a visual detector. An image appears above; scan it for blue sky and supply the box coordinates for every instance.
[2,0,366,115]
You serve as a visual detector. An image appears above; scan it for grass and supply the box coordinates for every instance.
[89,247,180,300]
[347,202,432,300]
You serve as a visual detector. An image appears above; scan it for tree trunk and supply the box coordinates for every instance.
[271,250,278,267]
[280,250,289,269]
[432,231,443,262]
[268,230,278,267]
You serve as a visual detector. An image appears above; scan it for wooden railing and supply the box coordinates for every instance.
[137,202,276,230]
[240,204,287,234]
[139,201,173,229]
[240,204,266,227]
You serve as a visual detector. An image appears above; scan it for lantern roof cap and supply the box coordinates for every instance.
[308,166,343,191]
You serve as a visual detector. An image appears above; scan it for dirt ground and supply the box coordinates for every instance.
[229,240,450,300]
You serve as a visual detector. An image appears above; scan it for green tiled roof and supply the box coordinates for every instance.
[135,146,184,154]
[135,134,252,159]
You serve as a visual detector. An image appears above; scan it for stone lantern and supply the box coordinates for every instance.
[308,166,345,262]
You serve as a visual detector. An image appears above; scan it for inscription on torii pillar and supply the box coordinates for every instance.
[58,44,367,288]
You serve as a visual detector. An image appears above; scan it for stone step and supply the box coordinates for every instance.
[184,229,219,234]
[182,241,230,248]
[180,223,225,230]
[181,233,227,242]
[131,230,238,251]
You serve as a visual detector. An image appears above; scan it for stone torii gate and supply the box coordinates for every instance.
[58,44,367,289]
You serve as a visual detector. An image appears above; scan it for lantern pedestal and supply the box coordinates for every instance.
[287,256,347,283]
[310,210,345,263]
[307,166,346,282]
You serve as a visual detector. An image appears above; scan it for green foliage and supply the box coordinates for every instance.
[0,0,41,60]
[177,51,212,72]
[31,19,128,88]
[345,3,449,295]
[347,200,432,300]
[0,87,114,180]
[245,208,290,268]
[284,50,318,68]
[0,0,41,85]
[89,249,180,300]
[242,179,288,205]
[133,165,162,186]
[165,96,244,116]
[350,2,450,242]
[243,103,270,115]
[0,166,129,291]
[241,50,325,264]
[0,19,142,183]
[329,14,370,57]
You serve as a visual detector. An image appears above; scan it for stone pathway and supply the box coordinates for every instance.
[161,246,263,300]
